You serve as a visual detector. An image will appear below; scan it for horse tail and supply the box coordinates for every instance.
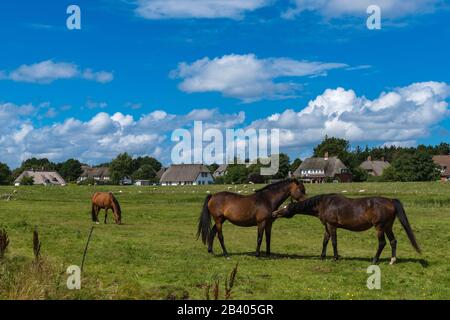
[393,199,421,254]
[197,194,212,245]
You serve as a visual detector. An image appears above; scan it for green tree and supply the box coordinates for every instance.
[110,153,134,184]
[382,151,439,182]
[132,164,158,181]
[207,163,219,174]
[313,136,352,165]
[57,159,82,182]
[223,164,248,184]
[290,158,302,173]
[272,153,290,179]
[351,166,368,182]
[12,158,57,180]
[132,156,162,173]
[0,163,11,185]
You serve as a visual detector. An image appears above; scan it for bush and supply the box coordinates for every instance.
[382,152,440,182]
[19,176,34,186]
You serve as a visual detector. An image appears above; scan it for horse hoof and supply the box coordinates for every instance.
[95,222,100,225]
[333,256,340,261]
[389,257,397,265]
[320,255,326,260]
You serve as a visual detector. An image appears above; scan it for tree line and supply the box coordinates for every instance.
[0,153,162,185]
[0,137,448,185]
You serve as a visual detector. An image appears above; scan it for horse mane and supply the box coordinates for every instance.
[110,193,121,214]
[255,178,299,193]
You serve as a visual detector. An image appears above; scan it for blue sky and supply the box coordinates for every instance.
[0,0,449,168]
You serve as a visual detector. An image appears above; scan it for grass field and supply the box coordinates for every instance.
[0,182,449,300]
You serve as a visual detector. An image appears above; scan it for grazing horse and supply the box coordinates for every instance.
[272,194,421,264]
[197,178,306,257]
[91,192,122,225]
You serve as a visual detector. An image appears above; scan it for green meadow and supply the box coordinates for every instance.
[0,182,449,300]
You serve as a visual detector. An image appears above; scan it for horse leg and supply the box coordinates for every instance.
[95,206,100,224]
[328,224,339,261]
[255,221,266,257]
[216,221,229,257]
[385,226,397,265]
[208,225,217,254]
[265,221,272,257]
[373,227,387,264]
[104,209,108,224]
[321,227,330,259]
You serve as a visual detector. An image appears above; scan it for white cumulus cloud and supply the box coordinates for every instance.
[250,81,450,148]
[135,0,271,19]
[283,0,442,19]
[1,60,114,84]
[171,54,347,102]
[0,107,245,168]
[1,82,448,168]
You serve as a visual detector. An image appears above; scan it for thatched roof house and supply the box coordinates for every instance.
[77,166,110,182]
[293,153,351,183]
[359,156,390,176]
[160,164,214,185]
[432,155,450,180]
[213,164,228,177]
[14,170,66,186]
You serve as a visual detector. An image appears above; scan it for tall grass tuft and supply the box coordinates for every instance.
[204,263,239,300]
[0,229,9,259]
[225,263,239,300]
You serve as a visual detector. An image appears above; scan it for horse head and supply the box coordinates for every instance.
[288,178,306,202]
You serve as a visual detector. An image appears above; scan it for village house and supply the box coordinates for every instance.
[213,164,228,178]
[359,156,390,177]
[77,166,111,183]
[14,170,66,186]
[294,152,352,183]
[432,155,450,181]
[160,164,214,186]
[134,179,150,186]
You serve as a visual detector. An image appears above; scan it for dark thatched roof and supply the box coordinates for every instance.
[80,166,110,178]
[15,170,66,185]
[359,160,390,176]
[294,156,348,178]
[160,164,211,183]
[213,164,228,177]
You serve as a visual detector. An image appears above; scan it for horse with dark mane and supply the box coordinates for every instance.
[197,178,306,257]
[272,194,421,264]
[91,192,122,225]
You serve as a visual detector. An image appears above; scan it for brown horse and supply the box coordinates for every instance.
[197,178,306,257]
[272,194,421,264]
[91,192,122,225]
